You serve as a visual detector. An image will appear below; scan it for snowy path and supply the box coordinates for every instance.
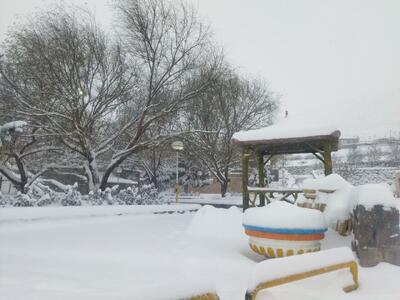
[1,208,400,299]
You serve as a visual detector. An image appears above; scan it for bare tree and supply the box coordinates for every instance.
[183,66,278,197]
[0,121,61,193]
[388,139,400,164]
[346,146,363,165]
[96,0,218,190]
[0,1,223,193]
[366,142,383,164]
[0,7,134,191]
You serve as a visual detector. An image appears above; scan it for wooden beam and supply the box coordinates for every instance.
[305,142,324,155]
[323,142,333,175]
[312,152,325,163]
[242,146,250,211]
[263,154,274,166]
[257,152,266,206]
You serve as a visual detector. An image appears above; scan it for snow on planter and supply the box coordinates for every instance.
[243,201,327,257]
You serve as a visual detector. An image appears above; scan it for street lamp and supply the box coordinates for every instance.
[171,141,184,203]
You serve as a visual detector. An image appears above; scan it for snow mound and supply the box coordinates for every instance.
[298,174,354,226]
[243,201,327,230]
[351,183,398,210]
[248,247,355,291]
[232,118,339,143]
[323,187,353,225]
[186,205,244,240]
[302,174,353,190]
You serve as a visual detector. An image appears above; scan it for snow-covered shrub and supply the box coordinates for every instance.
[88,186,119,205]
[0,192,11,207]
[115,184,162,205]
[88,190,102,205]
[132,184,161,205]
[0,192,5,206]
[13,192,35,207]
[102,187,115,205]
[60,183,82,206]
[2,183,161,207]
[115,186,137,205]
[35,193,53,207]
[27,185,56,206]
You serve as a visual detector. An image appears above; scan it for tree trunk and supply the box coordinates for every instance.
[85,154,100,192]
[220,180,228,197]
[14,155,28,193]
[99,156,125,191]
[242,146,250,210]
[150,149,159,189]
[151,174,158,189]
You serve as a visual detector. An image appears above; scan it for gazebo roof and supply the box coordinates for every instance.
[232,119,341,155]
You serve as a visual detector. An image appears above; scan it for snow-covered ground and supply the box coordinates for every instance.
[0,204,201,222]
[1,205,400,299]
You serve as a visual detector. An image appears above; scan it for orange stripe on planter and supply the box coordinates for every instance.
[245,230,324,241]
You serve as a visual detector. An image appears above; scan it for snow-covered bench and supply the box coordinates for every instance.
[247,187,304,204]
[247,186,336,205]
[245,247,359,300]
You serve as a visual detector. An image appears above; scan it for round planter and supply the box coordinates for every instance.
[243,202,327,258]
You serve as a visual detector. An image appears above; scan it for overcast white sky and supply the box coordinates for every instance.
[1,0,399,139]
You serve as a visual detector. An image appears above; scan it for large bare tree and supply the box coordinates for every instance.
[97,0,218,189]
[0,7,135,191]
[0,1,217,191]
[183,66,278,197]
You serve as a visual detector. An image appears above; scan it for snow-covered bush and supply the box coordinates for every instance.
[60,183,82,206]
[0,192,13,207]
[115,187,137,205]
[13,192,35,207]
[0,192,6,206]
[1,183,162,207]
[87,186,119,205]
[115,184,162,205]
[140,184,160,204]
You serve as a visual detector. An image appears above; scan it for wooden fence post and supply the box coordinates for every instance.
[242,146,250,210]
[323,142,333,175]
[257,152,265,206]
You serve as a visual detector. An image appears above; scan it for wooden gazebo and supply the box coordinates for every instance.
[232,121,341,210]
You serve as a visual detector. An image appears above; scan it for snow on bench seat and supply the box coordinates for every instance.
[246,247,358,299]
[247,187,303,193]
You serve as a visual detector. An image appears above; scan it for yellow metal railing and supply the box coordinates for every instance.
[246,260,359,300]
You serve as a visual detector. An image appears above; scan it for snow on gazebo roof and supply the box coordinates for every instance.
[232,118,341,154]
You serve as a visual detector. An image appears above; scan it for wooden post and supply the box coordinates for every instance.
[257,152,266,206]
[323,142,333,175]
[242,146,250,211]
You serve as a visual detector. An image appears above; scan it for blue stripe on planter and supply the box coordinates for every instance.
[243,224,328,235]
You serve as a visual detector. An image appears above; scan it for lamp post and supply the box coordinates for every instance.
[171,141,184,203]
